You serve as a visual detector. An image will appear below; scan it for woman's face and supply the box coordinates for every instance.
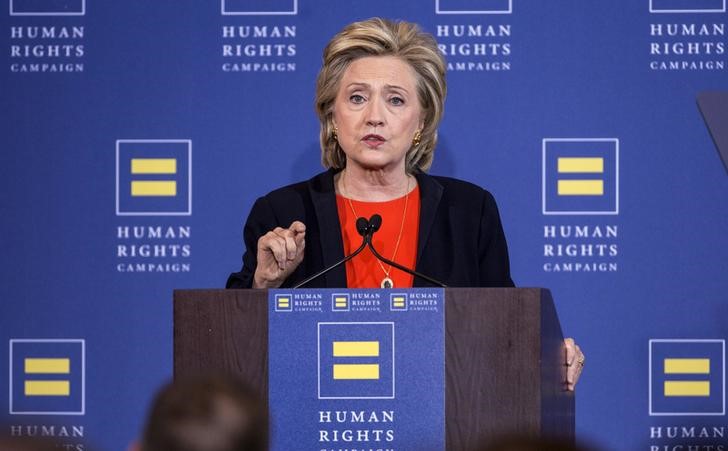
[332,55,423,174]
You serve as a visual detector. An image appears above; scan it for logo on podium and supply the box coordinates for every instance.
[331,293,350,312]
[318,322,394,399]
[274,294,292,312]
[390,294,408,311]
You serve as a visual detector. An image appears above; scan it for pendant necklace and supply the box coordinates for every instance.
[343,171,409,289]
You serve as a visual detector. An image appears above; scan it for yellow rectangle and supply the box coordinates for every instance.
[664,381,710,397]
[557,157,604,173]
[557,180,604,196]
[24,380,70,396]
[278,302,289,307]
[333,364,380,380]
[335,302,347,307]
[24,358,70,374]
[334,297,347,303]
[664,359,710,374]
[392,297,405,303]
[131,181,177,197]
[333,341,379,357]
[131,158,177,174]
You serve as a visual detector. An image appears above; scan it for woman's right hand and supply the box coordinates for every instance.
[252,221,306,289]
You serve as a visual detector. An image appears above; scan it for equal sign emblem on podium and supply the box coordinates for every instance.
[390,294,408,311]
[332,293,350,311]
[332,341,380,380]
[318,323,394,399]
[274,294,292,312]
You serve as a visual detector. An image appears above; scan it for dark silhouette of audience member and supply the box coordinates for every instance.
[131,375,267,451]
[477,435,601,451]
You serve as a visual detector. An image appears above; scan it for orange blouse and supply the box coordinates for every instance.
[336,185,420,288]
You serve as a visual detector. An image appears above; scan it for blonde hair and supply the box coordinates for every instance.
[315,18,447,173]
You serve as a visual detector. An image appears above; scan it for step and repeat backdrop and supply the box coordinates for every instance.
[2,0,727,449]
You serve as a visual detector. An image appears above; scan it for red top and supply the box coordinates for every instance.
[336,185,421,288]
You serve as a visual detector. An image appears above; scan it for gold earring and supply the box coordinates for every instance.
[332,126,339,141]
[412,129,422,147]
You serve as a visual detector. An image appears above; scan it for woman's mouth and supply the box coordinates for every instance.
[362,134,386,148]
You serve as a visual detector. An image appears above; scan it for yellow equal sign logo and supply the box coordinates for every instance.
[332,341,380,380]
[392,295,406,309]
[664,358,711,397]
[277,296,290,309]
[130,158,177,197]
[24,358,71,397]
[334,295,348,310]
[557,157,604,196]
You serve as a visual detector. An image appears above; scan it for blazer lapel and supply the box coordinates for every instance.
[309,170,347,288]
[414,172,443,284]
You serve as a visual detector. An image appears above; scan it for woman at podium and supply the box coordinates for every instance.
[227,18,512,291]
[226,18,584,388]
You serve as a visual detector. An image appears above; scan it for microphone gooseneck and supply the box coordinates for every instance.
[293,216,371,289]
[366,214,447,288]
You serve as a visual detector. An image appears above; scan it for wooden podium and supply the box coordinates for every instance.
[174,288,574,449]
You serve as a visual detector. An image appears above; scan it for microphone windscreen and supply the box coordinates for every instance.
[369,214,382,232]
[356,217,370,236]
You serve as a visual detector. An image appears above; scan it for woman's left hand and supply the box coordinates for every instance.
[564,338,584,391]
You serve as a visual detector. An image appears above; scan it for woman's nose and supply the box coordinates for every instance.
[365,98,386,127]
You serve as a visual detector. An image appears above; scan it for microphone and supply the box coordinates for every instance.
[365,214,447,288]
[368,214,382,235]
[293,216,371,288]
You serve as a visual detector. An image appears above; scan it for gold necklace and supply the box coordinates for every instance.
[342,171,410,289]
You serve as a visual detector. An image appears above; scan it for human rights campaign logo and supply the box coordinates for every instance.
[9,339,85,415]
[649,339,725,416]
[274,294,292,312]
[221,0,297,15]
[116,140,191,216]
[390,293,408,311]
[542,138,619,215]
[9,0,85,16]
[649,0,726,13]
[436,0,512,14]
[331,293,350,312]
[318,322,394,400]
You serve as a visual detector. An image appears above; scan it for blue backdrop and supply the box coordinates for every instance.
[2,1,727,449]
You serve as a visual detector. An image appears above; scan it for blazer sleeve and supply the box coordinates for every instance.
[478,190,515,287]
[225,196,279,288]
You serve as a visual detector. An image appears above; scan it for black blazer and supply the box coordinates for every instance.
[226,170,514,288]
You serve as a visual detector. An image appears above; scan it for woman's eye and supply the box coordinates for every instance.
[389,96,405,106]
[349,94,365,104]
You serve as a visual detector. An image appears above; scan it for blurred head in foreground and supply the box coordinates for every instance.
[134,375,267,451]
